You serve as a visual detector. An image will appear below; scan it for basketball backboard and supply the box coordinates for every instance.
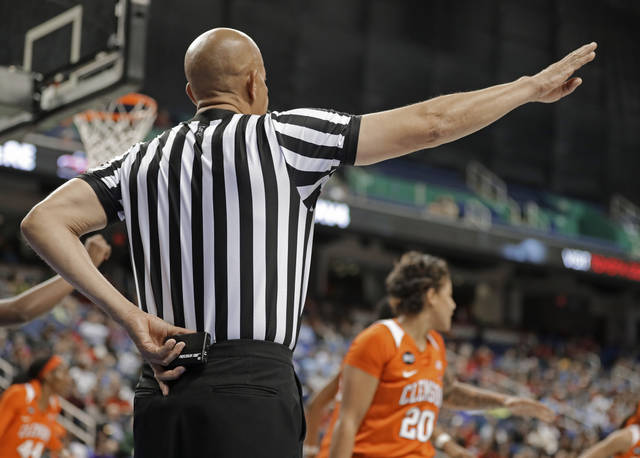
[0,0,150,143]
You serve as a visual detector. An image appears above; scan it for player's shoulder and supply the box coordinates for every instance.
[427,330,446,349]
[344,321,401,374]
[356,319,404,347]
[348,320,403,359]
[1,383,30,405]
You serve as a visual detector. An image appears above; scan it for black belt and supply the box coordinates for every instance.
[136,339,294,394]
[205,339,293,365]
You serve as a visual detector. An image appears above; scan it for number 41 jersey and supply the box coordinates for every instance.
[0,381,64,458]
[345,319,447,458]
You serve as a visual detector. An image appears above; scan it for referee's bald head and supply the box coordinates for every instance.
[184,28,268,114]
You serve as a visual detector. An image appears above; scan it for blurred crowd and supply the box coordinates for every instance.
[1,269,639,457]
[0,267,140,458]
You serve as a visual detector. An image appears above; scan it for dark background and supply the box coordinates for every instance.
[140,0,640,206]
[4,0,640,205]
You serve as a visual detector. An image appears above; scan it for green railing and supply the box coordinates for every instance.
[343,167,639,255]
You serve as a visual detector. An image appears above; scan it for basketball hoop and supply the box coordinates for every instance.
[74,93,157,168]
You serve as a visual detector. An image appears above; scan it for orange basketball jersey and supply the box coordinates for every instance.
[0,381,64,458]
[319,319,447,458]
[616,403,640,458]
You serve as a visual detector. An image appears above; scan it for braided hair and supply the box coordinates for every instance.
[385,251,449,317]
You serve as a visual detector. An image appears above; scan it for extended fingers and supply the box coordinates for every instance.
[568,43,597,68]
[153,364,186,381]
[161,339,186,366]
[147,339,186,366]
[537,404,556,422]
[568,42,597,60]
[517,400,555,421]
[171,325,196,336]
[151,364,186,396]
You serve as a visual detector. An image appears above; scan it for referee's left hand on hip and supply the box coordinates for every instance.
[124,308,194,395]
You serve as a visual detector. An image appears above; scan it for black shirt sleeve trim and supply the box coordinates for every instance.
[342,115,361,166]
[77,174,121,224]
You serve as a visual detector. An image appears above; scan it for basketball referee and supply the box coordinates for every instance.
[22,28,596,457]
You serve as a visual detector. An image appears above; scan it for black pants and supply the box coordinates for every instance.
[133,340,306,458]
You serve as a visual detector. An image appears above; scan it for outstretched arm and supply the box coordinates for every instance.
[578,426,639,458]
[442,370,554,422]
[356,42,597,165]
[21,178,190,393]
[0,235,111,326]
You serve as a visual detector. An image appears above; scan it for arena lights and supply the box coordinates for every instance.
[0,140,36,172]
[561,248,640,281]
[561,248,591,271]
[315,199,350,228]
[56,151,88,179]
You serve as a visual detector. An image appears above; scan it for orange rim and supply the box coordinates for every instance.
[76,93,157,122]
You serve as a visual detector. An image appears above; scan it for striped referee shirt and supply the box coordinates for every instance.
[80,108,360,349]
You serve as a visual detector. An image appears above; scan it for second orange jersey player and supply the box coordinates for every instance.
[0,355,71,458]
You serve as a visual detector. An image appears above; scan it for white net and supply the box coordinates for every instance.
[74,93,157,168]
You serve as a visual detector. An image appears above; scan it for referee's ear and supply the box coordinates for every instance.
[186,83,197,106]
[247,69,258,102]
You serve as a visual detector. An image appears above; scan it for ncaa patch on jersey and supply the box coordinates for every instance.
[435,360,443,370]
[403,351,415,364]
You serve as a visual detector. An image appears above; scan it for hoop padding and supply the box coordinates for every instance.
[74,93,157,168]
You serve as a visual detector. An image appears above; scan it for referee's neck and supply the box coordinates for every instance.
[196,99,245,115]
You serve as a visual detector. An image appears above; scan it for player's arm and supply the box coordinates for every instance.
[442,369,554,422]
[578,426,639,458]
[355,42,596,165]
[21,178,190,393]
[0,235,111,326]
[328,364,378,458]
[304,370,341,456]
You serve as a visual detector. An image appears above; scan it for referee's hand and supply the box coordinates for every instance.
[124,309,194,395]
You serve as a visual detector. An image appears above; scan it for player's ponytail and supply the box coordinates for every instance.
[385,251,449,316]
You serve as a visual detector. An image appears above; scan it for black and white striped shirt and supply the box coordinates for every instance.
[80,108,360,349]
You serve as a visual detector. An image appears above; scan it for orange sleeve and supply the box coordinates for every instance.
[0,385,24,440]
[344,323,396,378]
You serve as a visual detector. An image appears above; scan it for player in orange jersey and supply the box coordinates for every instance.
[304,300,472,458]
[305,369,473,458]
[329,251,554,458]
[0,234,110,326]
[578,400,640,458]
[0,354,72,458]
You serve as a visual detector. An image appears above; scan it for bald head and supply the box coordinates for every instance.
[184,28,268,113]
